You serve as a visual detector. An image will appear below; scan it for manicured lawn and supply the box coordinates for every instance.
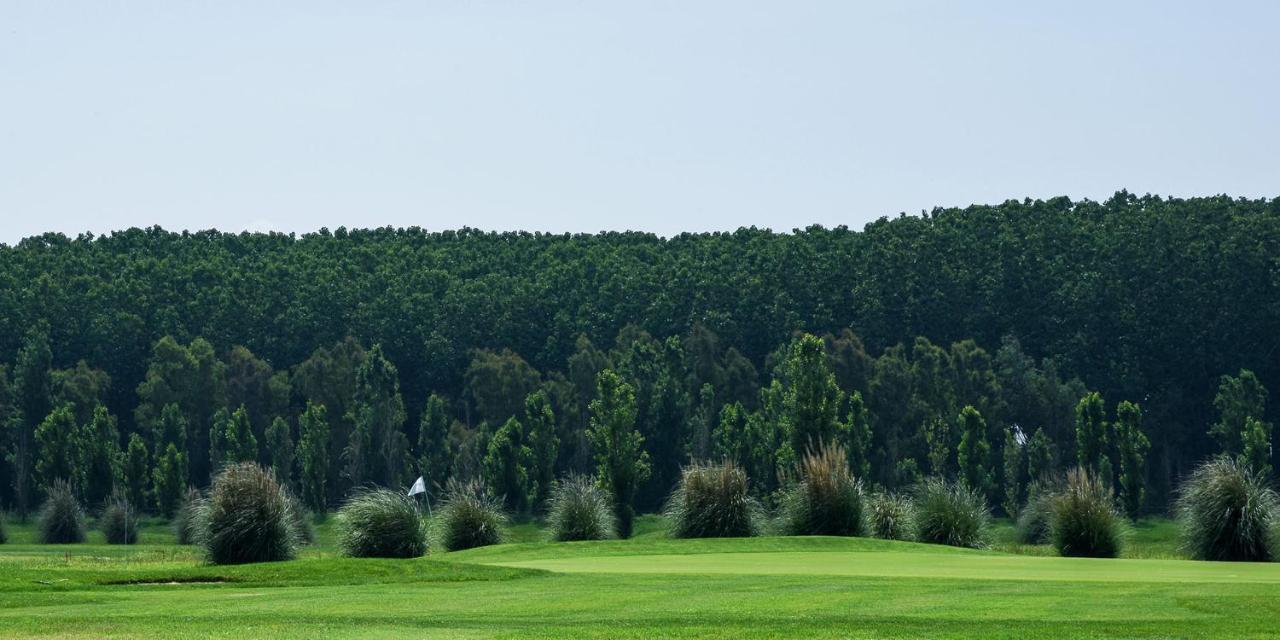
[0,515,1276,638]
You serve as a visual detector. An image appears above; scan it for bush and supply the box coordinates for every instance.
[1049,468,1124,558]
[38,480,86,544]
[1176,457,1279,562]
[101,496,140,545]
[173,488,206,545]
[865,492,915,541]
[546,475,616,542]
[780,444,864,537]
[1015,480,1061,545]
[436,478,506,552]
[336,488,428,558]
[666,461,758,539]
[201,463,298,565]
[913,477,990,549]
[285,490,316,546]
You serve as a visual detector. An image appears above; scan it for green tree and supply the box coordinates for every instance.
[79,405,122,507]
[9,327,52,517]
[35,405,81,494]
[344,345,410,488]
[483,416,533,513]
[292,338,365,506]
[1001,427,1026,517]
[1241,416,1272,477]
[1210,369,1268,455]
[1075,392,1108,474]
[297,402,330,513]
[122,433,150,511]
[924,416,951,478]
[266,417,294,487]
[956,405,991,496]
[844,391,873,479]
[135,336,226,486]
[523,390,559,509]
[1026,427,1053,484]
[1114,401,1150,518]
[51,360,110,426]
[416,393,452,494]
[464,348,541,426]
[778,333,844,464]
[588,369,650,538]
[151,442,187,517]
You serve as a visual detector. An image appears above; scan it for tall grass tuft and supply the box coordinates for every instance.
[38,480,86,544]
[436,478,506,552]
[1049,468,1124,558]
[780,444,864,537]
[666,461,759,539]
[201,463,298,565]
[546,475,616,542]
[865,491,915,541]
[336,488,428,558]
[101,494,140,545]
[1176,457,1279,562]
[285,490,316,546]
[1016,479,1062,545]
[913,477,990,549]
[173,488,206,545]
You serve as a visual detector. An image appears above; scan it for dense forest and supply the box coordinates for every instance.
[0,191,1277,523]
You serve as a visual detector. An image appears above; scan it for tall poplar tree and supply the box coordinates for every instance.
[588,369,649,538]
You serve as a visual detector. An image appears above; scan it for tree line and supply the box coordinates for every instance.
[0,191,1277,521]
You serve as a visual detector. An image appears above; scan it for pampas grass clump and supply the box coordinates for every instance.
[865,491,915,541]
[666,461,759,539]
[435,478,506,552]
[1049,468,1125,558]
[546,475,616,542]
[1176,457,1279,562]
[336,488,428,558]
[201,463,298,565]
[913,477,990,549]
[38,480,86,544]
[101,495,140,545]
[780,444,865,537]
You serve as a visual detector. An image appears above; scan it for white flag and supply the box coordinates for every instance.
[408,476,427,497]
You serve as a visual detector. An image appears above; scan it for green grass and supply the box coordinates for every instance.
[0,514,1277,638]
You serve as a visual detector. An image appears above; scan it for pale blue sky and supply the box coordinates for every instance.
[2,1,1277,243]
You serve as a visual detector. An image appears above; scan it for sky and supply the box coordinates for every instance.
[2,1,1278,244]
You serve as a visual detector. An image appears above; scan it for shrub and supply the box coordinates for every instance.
[780,444,864,537]
[101,496,140,545]
[201,463,298,565]
[546,475,616,542]
[285,490,316,546]
[865,492,915,541]
[666,461,758,539]
[173,488,206,545]
[1049,468,1124,558]
[1176,457,1279,562]
[336,488,428,558]
[38,480,86,544]
[1015,479,1062,545]
[913,477,990,549]
[436,478,506,552]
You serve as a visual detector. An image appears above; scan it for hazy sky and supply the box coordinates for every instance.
[2,1,1277,244]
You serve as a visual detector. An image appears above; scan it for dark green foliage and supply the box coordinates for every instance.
[210,405,257,470]
[79,406,122,508]
[778,334,844,467]
[1025,427,1053,485]
[913,477,990,549]
[416,393,452,495]
[956,406,991,498]
[780,444,864,537]
[101,495,139,545]
[344,344,410,489]
[134,336,225,488]
[122,434,150,513]
[297,402,330,513]
[1015,482,1059,545]
[524,390,559,510]
[201,463,297,565]
[666,461,758,539]
[1002,427,1026,517]
[336,488,428,558]
[546,474,616,541]
[483,416,533,513]
[1240,417,1272,477]
[844,391,873,480]
[173,487,205,545]
[1114,401,1150,519]
[34,405,80,493]
[1050,468,1124,558]
[1176,457,1278,562]
[436,479,506,552]
[1211,369,1268,456]
[1074,392,1108,475]
[9,326,52,518]
[0,516,6,544]
[285,490,315,545]
[152,442,187,517]
[37,479,86,544]
[588,369,649,538]
[266,417,294,486]
[865,492,915,541]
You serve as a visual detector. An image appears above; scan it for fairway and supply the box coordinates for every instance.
[3,520,1280,639]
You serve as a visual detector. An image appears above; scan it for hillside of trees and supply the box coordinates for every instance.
[0,191,1277,521]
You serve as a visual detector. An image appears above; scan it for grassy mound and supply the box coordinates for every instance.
[1050,468,1124,558]
[101,496,140,545]
[546,475,616,542]
[436,478,506,552]
[780,444,864,537]
[201,463,298,565]
[666,461,758,539]
[336,488,428,558]
[38,480,86,544]
[865,491,915,541]
[913,477,989,549]
[1176,457,1279,562]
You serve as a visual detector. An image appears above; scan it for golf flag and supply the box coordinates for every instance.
[408,476,427,497]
